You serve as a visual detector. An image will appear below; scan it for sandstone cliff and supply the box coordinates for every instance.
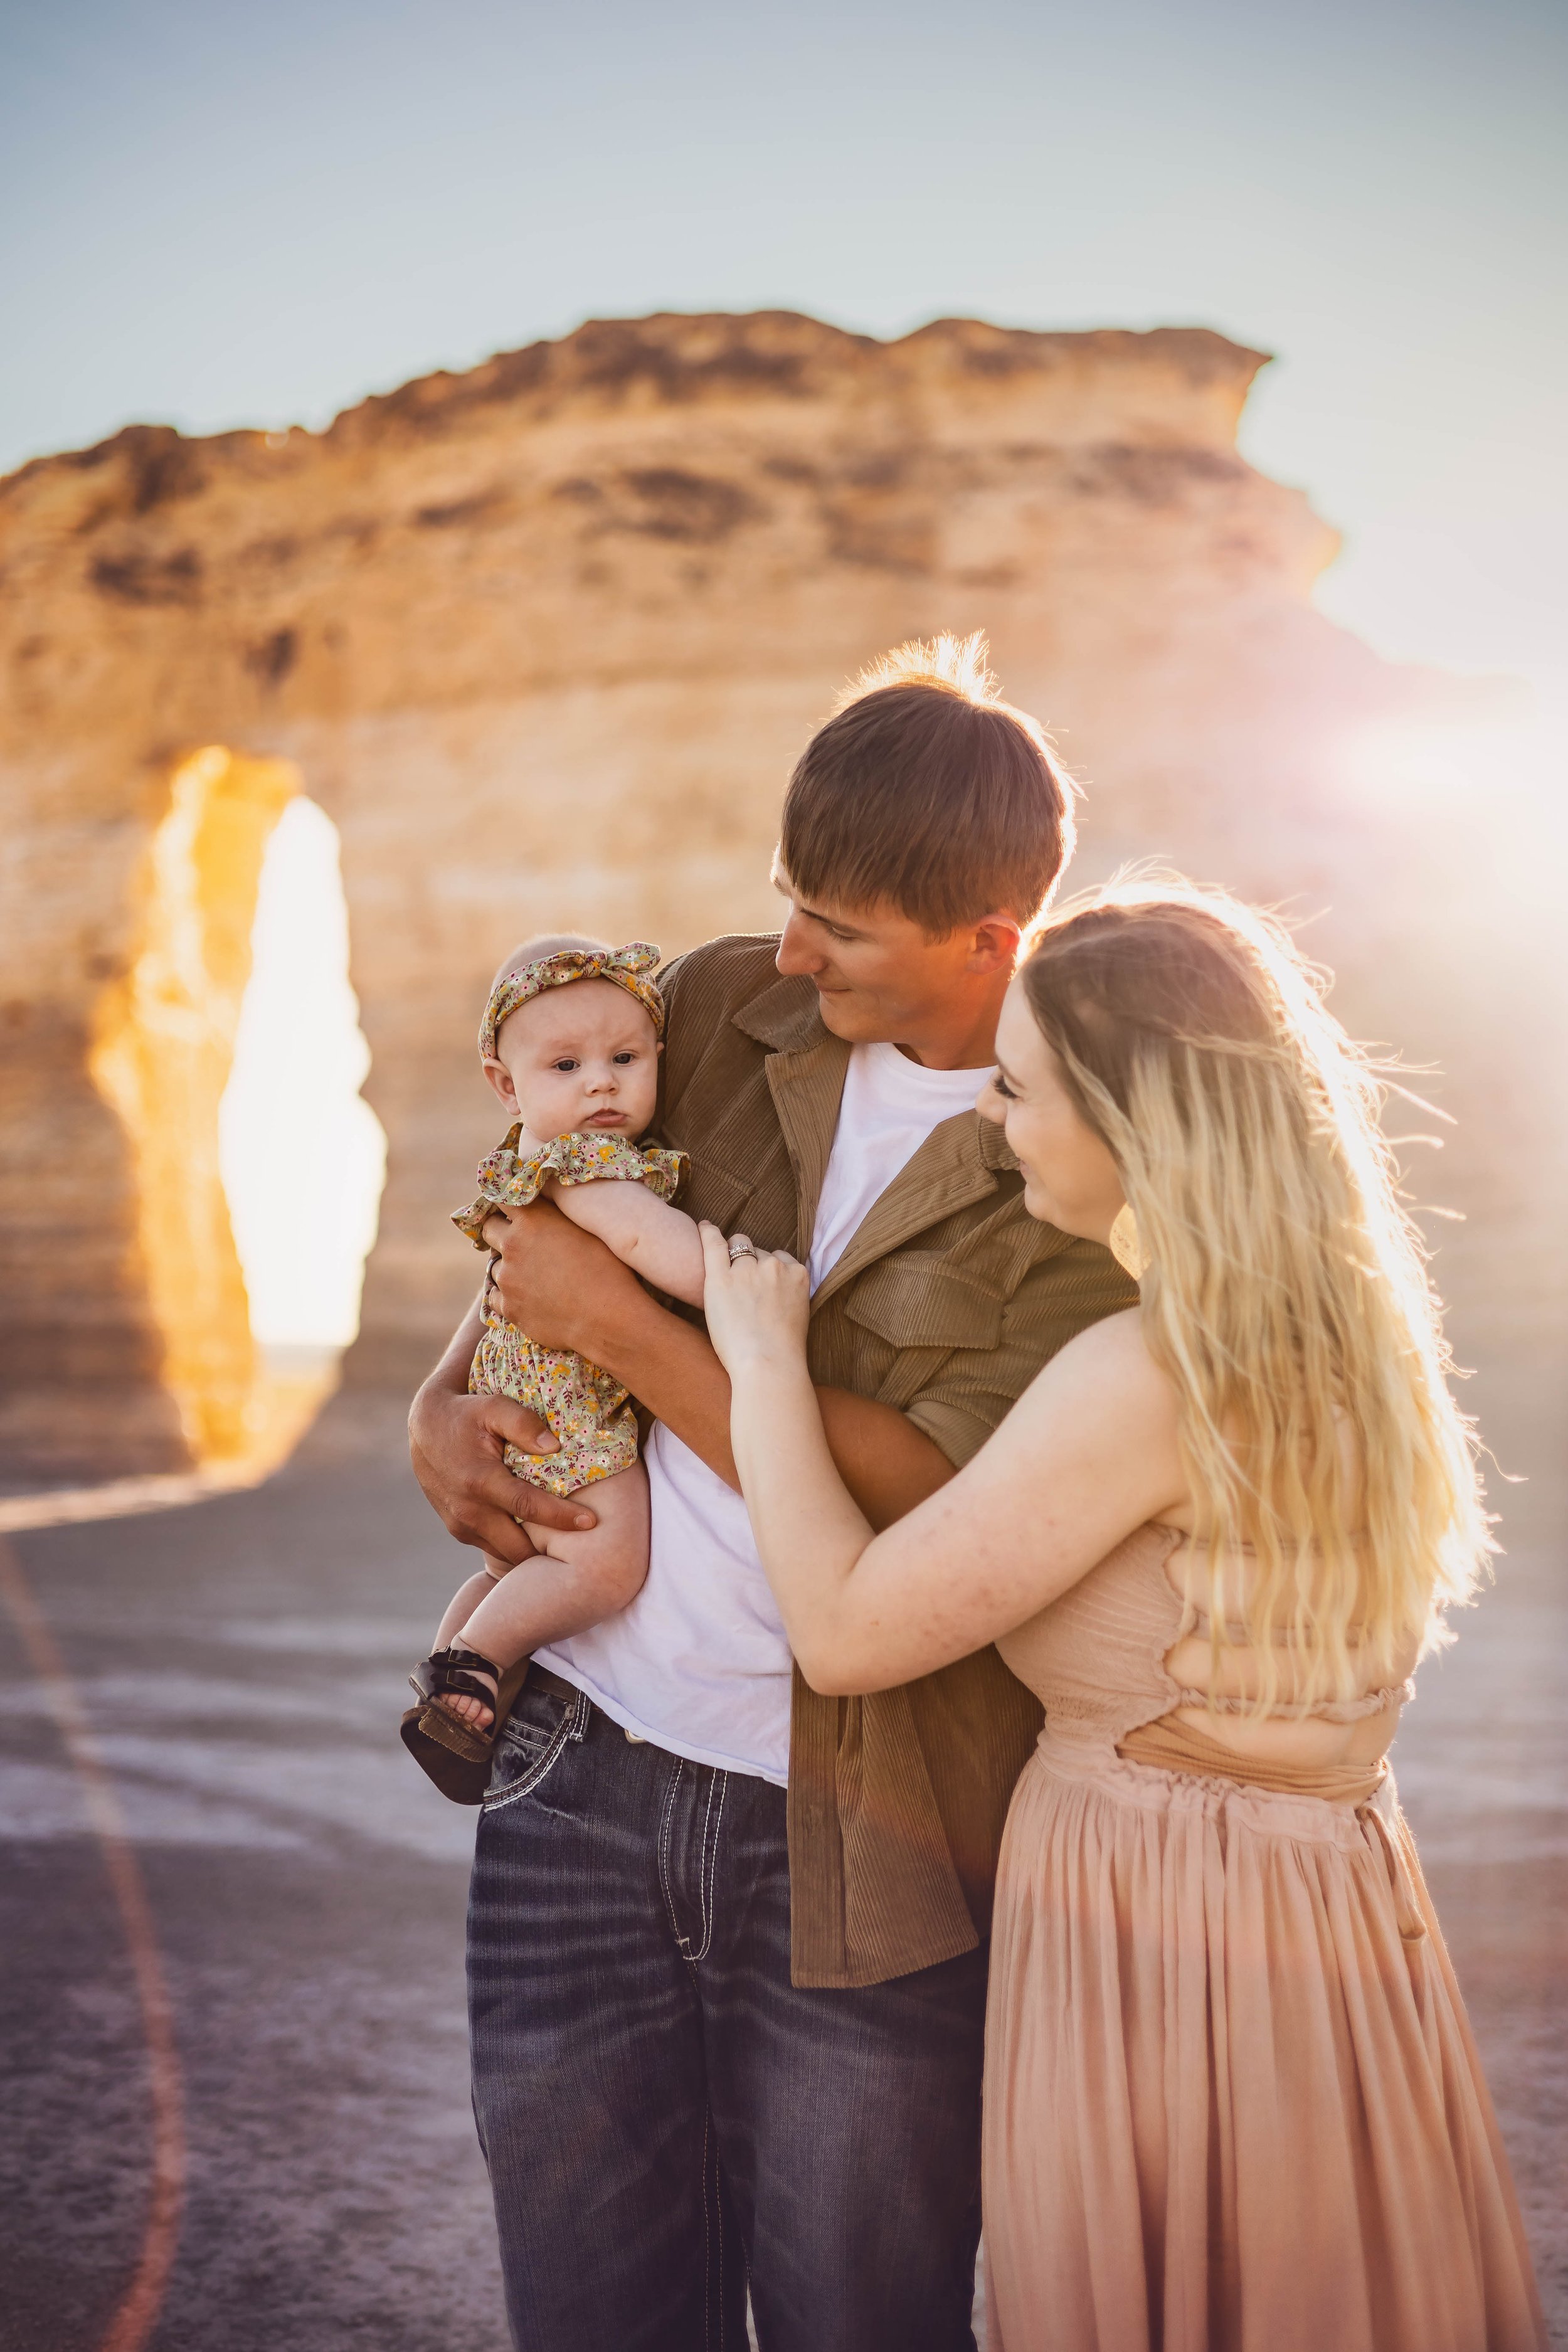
[1,311,1559,1482]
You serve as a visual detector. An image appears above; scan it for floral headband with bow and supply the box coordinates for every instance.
[479,940,665,1062]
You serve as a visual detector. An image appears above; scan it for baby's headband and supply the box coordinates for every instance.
[479,940,664,1061]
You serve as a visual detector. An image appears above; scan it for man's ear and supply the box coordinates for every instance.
[968,915,1023,975]
[482,1057,522,1116]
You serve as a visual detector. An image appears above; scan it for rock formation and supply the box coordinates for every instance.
[1,310,1560,1485]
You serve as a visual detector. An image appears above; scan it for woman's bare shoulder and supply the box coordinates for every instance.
[998,1303,1184,1475]
[1037,1303,1173,1401]
[971,1304,1178,1471]
[945,1304,1187,1572]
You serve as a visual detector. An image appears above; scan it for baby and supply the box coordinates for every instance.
[401,935,707,1801]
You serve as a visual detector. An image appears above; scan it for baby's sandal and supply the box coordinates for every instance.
[400,1645,504,1806]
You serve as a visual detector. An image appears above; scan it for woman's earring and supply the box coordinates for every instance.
[1108,1204,1148,1280]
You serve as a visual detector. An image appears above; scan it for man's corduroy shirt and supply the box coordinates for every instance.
[652,934,1136,1989]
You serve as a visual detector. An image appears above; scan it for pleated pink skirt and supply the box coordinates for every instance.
[983,1734,1546,2352]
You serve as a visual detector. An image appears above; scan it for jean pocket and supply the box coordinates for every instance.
[484,1682,581,1811]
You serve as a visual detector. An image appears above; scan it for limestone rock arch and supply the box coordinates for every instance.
[1,310,1559,1481]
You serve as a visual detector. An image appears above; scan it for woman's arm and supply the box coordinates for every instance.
[698,1226,1185,1693]
[549,1179,706,1305]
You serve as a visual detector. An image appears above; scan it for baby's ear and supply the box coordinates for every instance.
[482,1057,521,1116]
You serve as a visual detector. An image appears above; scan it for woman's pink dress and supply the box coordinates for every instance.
[984,1522,1545,2352]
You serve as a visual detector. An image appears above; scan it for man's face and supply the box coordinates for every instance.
[773,862,1005,1046]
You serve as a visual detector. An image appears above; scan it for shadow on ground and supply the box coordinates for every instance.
[0,1440,1562,2349]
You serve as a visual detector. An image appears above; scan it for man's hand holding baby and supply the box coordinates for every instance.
[481,1195,660,1359]
[409,1350,598,1569]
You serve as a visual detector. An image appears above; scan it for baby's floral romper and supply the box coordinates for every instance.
[452,1128,687,1502]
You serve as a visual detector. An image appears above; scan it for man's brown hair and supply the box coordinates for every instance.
[778,633,1075,933]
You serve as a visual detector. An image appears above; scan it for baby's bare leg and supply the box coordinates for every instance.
[440,1463,650,1727]
[435,1567,506,1652]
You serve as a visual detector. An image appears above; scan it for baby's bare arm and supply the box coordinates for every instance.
[549,1179,706,1305]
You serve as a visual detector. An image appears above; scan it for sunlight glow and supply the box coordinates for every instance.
[219,798,386,1350]
[1336,700,1567,833]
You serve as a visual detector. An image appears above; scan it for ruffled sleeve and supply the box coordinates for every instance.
[451,1129,688,1251]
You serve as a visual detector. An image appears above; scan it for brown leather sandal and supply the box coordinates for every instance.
[400,1644,504,1806]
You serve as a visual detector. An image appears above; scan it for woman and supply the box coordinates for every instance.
[698,881,1544,2352]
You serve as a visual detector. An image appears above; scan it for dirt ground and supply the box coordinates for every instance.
[1,1441,1562,2350]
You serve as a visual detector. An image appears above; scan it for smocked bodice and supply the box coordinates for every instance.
[995,1522,1413,1749]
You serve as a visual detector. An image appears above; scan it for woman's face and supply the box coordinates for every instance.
[978,981,1126,1243]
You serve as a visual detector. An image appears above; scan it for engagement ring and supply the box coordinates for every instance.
[728,1235,758,1263]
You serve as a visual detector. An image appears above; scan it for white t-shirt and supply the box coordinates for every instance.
[807,1042,985,1291]
[537,1041,988,1783]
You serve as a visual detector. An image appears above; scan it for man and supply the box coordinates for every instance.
[410,634,1136,2351]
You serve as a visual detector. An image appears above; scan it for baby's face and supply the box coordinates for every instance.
[485,977,660,1143]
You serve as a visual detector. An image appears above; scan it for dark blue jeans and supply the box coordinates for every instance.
[467,1670,987,2352]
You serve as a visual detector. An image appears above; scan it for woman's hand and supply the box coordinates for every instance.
[697,1225,810,1378]
[698,1222,875,1690]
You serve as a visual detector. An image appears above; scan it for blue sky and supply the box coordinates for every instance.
[4,0,1565,700]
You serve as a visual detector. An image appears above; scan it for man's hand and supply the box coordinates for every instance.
[482,1197,647,1358]
[408,1300,598,1567]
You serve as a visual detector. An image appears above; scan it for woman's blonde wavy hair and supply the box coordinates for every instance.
[1021,876,1491,1710]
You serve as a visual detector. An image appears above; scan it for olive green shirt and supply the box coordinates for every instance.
[654,935,1137,1987]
